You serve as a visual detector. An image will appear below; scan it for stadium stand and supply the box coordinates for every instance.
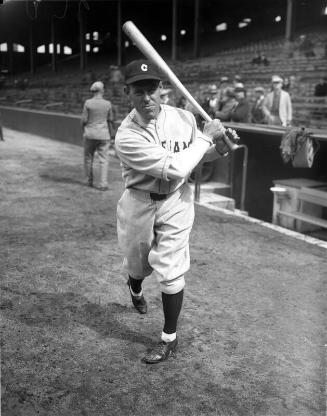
[0,28,326,129]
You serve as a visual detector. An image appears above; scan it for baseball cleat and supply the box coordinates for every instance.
[142,338,178,364]
[127,280,147,314]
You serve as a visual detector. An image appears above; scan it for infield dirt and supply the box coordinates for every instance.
[1,129,326,416]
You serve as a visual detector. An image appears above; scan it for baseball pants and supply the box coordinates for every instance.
[117,183,195,295]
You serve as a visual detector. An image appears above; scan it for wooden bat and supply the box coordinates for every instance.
[122,20,239,151]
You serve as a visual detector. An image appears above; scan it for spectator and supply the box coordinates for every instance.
[298,34,315,58]
[160,88,173,105]
[217,76,230,110]
[109,65,123,95]
[176,96,187,110]
[261,54,270,66]
[251,86,267,124]
[233,75,242,87]
[215,87,237,121]
[251,53,269,65]
[314,77,327,97]
[230,84,251,123]
[81,81,115,191]
[263,75,292,127]
[282,77,291,92]
[251,53,261,65]
[202,84,220,118]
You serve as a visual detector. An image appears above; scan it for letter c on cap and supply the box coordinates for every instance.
[141,64,148,72]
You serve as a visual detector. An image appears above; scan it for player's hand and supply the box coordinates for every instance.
[203,119,225,141]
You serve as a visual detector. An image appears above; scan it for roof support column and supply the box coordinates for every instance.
[117,0,122,66]
[51,17,57,72]
[29,22,36,74]
[172,0,177,60]
[285,0,296,41]
[7,37,14,75]
[79,7,86,70]
[193,0,199,58]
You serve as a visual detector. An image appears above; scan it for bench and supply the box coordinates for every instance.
[276,186,327,230]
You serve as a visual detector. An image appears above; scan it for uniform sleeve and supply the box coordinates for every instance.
[116,128,212,181]
[115,129,172,180]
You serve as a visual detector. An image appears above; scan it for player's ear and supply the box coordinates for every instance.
[158,81,163,91]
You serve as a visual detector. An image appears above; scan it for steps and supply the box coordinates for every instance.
[190,181,235,210]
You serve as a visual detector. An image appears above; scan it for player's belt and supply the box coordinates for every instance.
[150,192,167,201]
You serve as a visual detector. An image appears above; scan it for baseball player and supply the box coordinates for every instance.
[115,59,235,364]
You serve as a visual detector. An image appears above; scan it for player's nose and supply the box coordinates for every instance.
[142,92,151,102]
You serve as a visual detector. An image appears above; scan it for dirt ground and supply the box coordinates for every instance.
[1,128,326,416]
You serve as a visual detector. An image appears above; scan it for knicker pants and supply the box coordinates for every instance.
[117,184,195,294]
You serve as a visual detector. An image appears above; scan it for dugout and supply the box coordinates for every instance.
[197,122,327,223]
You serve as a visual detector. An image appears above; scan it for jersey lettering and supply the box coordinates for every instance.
[161,139,192,152]
[173,142,180,153]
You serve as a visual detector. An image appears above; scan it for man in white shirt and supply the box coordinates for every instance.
[263,75,292,127]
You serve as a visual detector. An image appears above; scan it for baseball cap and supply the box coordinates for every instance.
[220,76,229,82]
[272,75,283,83]
[90,81,104,92]
[124,59,162,85]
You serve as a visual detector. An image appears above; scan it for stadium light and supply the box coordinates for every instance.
[180,29,186,36]
[275,15,281,22]
[216,23,227,32]
[161,34,167,41]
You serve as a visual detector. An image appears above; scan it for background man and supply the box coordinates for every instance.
[263,75,292,127]
[230,84,251,123]
[202,84,220,119]
[81,81,115,191]
[251,86,267,124]
[115,59,235,364]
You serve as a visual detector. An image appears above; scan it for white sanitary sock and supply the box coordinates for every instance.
[129,286,143,298]
[161,331,176,343]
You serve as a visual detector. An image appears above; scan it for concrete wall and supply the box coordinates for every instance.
[0,106,82,146]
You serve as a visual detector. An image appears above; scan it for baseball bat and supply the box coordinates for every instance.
[122,20,239,151]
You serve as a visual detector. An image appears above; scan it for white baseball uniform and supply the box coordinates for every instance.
[115,104,218,294]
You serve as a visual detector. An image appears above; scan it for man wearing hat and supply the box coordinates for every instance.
[263,75,292,127]
[215,87,237,121]
[160,87,173,105]
[81,81,115,191]
[115,59,233,364]
[230,84,251,123]
[202,84,220,118]
[251,86,267,124]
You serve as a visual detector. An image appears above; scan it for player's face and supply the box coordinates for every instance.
[127,80,162,121]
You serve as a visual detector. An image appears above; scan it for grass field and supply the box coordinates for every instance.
[1,128,326,416]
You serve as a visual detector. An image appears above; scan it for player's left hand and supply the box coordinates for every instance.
[203,119,225,141]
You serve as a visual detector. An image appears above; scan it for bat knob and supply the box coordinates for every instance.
[223,128,240,151]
